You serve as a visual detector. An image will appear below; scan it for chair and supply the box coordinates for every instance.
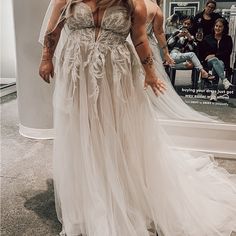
[165,66,200,89]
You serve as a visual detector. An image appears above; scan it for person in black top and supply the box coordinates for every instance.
[190,0,221,40]
[200,18,233,101]
[167,15,214,80]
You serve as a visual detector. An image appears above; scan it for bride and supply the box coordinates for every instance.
[39,0,236,235]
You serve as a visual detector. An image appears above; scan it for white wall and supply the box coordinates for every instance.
[216,2,234,10]
[0,0,16,78]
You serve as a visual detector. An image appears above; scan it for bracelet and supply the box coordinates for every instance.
[41,58,53,61]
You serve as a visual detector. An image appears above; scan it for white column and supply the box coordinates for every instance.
[12,0,54,139]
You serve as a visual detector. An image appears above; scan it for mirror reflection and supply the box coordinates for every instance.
[162,0,236,124]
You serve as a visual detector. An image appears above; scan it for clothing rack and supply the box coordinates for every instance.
[221,6,236,68]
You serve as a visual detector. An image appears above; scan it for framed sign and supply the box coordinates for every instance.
[169,2,200,17]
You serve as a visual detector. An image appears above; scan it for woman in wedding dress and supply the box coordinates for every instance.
[144,0,216,121]
[39,0,236,235]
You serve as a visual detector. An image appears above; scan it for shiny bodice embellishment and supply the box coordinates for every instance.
[60,3,134,113]
[66,3,131,43]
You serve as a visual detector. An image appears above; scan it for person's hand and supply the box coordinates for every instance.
[185,32,193,40]
[163,53,175,65]
[39,59,54,84]
[178,31,186,37]
[205,54,215,61]
[144,76,166,96]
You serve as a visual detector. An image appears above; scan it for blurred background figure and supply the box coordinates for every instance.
[167,15,214,81]
[190,0,221,41]
[200,18,233,101]
[165,12,182,39]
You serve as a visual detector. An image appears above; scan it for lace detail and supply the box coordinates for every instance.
[66,3,131,42]
[58,3,132,111]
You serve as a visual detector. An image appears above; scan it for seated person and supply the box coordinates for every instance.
[199,18,233,101]
[167,15,214,80]
[165,13,181,39]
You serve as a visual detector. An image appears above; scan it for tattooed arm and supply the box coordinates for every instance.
[131,0,165,95]
[42,21,64,62]
[153,5,174,65]
[39,0,66,83]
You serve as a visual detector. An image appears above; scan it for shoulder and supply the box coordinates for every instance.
[223,34,233,42]
[193,11,203,19]
[132,0,147,20]
[53,0,67,11]
[156,4,163,19]
[132,0,146,10]
[55,0,67,7]
[212,12,221,20]
[130,0,147,26]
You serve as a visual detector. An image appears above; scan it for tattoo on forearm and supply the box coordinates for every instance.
[44,31,57,55]
[135,41,144,48]
[141,54,153,67]
[42,21,64,59]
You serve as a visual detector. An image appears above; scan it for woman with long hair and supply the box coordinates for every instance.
[190,0,221,39]
[39,0,236,235]
[200,18,233,101]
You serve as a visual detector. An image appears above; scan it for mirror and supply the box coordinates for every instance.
[162,1,236,125]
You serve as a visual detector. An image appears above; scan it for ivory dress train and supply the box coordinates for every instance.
[145,21,216,122]
[53,3,236,236]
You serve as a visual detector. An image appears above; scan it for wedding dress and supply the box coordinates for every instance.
[49,3,236,236]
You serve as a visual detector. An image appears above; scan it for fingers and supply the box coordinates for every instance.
[149,80,166,96]
[51,68,54,78]
[39,72,51,84]
[153,87,159,96]
[157,80,166,94]
[44,75,51,84]
[170,59,175,65]
[164,57,175,66]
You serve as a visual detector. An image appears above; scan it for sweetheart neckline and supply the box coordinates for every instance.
[77,2,130,42]
[80,2,128,26]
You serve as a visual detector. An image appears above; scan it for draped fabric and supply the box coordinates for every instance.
[48,3,236,236]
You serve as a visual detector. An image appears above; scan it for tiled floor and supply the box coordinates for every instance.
[1,94,236,236]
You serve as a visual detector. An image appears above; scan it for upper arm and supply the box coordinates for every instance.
[153,6,164,35]
[130,0,147,45]
[47,0,67,31]
[54,0,67,8]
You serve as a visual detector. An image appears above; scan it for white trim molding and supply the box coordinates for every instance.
[19,124,54,140]
[160,120,236,159]
[19,121,236,159]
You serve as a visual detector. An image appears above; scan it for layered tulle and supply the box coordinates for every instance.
[53,28,236,236]
[49,3,236,236]
[144,23,217,122]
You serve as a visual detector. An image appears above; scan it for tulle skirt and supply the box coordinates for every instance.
[53,39,236,236]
